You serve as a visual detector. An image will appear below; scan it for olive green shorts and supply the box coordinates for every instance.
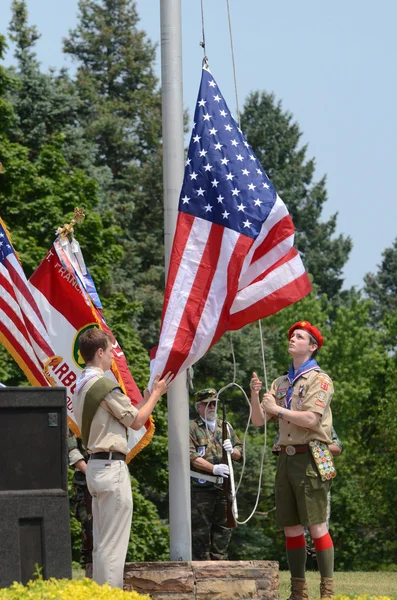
[275,451,332,527]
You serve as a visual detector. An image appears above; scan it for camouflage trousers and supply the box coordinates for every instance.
[191,488,232,560]
[71,484,93,566]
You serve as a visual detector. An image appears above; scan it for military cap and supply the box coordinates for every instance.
[288,320,324,349]
[195,388,218,403]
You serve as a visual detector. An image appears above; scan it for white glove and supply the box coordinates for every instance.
[223,439,233,453]
[213,463,230,478]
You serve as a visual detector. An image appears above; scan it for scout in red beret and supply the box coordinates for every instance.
[288,321,324,349]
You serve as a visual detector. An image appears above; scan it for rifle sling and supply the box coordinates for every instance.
[82,377,120,448]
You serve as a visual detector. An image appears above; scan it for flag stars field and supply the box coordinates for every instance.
[180,67,283,237]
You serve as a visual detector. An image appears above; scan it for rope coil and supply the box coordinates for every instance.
[216,320,269,525]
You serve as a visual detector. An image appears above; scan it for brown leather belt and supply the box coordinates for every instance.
[89,452,126,461]
[280,445,309,456]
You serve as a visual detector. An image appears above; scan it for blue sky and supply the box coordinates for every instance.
[2,0,397,290]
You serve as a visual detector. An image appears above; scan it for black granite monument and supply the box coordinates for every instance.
[0,387,72,587]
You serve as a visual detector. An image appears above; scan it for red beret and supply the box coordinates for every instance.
[288,321,324,349]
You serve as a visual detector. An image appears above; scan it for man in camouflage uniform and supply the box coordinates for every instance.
[68,430,93,577]
[189,388,243,560]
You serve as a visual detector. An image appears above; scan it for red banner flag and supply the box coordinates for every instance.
[29,239,153,462]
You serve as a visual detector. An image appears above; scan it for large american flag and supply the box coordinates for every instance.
[151,66,312,381]
[0,218,55,386]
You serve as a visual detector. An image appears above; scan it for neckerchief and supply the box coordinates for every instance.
[285,358,319,410]
[75,366,103,396]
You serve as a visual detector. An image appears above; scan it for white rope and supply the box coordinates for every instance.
[225,0,240,126]
[216,320,270,525]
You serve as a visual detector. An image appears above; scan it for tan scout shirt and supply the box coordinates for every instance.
[262,369,333,446]
[73,367,139,455]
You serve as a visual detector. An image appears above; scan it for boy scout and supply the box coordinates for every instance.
[250,321,335,600]
[189,388,243,560]
[73,328,172,588]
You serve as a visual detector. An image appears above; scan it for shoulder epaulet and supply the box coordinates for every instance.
[314,371,333,385]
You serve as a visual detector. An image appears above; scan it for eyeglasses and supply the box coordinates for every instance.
[203,400,217,407]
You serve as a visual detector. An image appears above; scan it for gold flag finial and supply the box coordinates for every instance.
[56,207,85,238]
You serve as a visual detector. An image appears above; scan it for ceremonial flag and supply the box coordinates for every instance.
[0,218,59,387]
[150,67,311,382]
[29,236,153,461]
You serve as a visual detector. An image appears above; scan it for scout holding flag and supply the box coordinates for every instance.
[250,321,336,600]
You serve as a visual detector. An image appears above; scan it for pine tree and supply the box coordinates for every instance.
[64,1,165,342]
[241,91,352,298]
[7,1,82,158]
[364,236,397,319]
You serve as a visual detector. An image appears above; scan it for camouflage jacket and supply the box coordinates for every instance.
[330,426,342,453]
[189,417,243,489]
[68,430,88,486]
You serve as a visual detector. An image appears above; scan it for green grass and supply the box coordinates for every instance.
[72,565,85,580]
[279,571,397,599]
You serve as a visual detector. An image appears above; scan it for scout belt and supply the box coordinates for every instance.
[190,470,223,484]
[280,445,309,456]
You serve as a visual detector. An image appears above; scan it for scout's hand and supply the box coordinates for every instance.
[152,372,174,396]
[261,392,277,415]
[213,463,230,478]
[250,372,262,395]
[223,439,233,453]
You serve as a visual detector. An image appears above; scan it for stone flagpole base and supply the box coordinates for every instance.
[124,561,279,600]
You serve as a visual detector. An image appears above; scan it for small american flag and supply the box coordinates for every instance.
[151,66,312,381]
[0,218,55,386]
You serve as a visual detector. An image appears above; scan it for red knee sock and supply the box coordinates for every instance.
[313,532,333,552]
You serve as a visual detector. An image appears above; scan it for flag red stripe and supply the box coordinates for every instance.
[0,297,37,354]
[1,269,54,358]
[248,247,299,287]
[251,214,295,264]
[7,258,47,329]
[23,313,54,357]
[161,212,195,327]
[229,272,312,330]
[0,324,48,385]
[162,223,224,376]
[210,234,254,348]
[1,270,22,308]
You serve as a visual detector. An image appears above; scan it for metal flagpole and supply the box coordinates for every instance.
[160,0,192,560]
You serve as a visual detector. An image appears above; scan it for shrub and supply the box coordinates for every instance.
[0,577,150,599]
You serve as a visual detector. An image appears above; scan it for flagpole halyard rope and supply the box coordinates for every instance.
[226,0,240,126]
[229,332,237,384]
[200,0,209,66]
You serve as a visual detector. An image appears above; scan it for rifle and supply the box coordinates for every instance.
[222,398,238,528]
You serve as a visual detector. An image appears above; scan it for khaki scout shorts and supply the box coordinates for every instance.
[275,451,332,527]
